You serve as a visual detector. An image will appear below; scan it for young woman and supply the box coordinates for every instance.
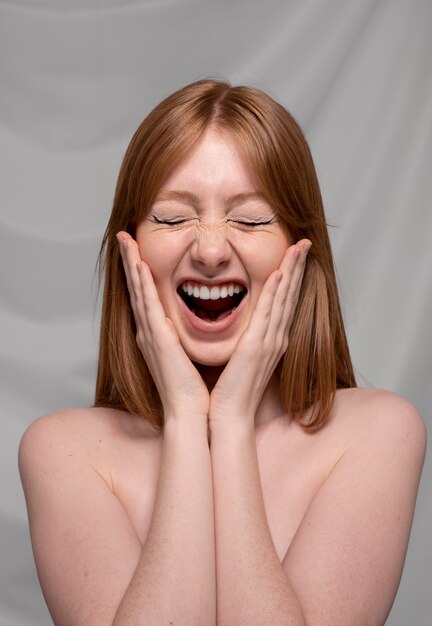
[19,79,426,625]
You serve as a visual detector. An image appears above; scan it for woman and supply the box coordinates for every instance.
[19,79,426,625]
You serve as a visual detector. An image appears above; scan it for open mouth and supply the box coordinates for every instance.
[177,281,247,322]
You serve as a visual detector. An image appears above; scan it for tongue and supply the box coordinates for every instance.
[191,294,239,322]
[194,307,235,322]
[193,294,238,312]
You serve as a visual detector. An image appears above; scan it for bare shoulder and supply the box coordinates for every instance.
[19,406,159,465]
[331,387,427,455]
[18,407,159,625]
[19,407,102,454]
[19,408,96,481]
[18,408,160,497]
[283,388,427,625]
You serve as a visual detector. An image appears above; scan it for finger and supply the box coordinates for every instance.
[136,261,177,343]
[262,243,301,340]
[118,233,179,349]
[242,240,310,346]
[262,240,310,353]
[117,232,143,322]
[117,232,142,301]
[117,232,162,345]
[272,242,301,308]
[244,268,283,342]
[242,242,300,342]
[269,240,311,354]
[277,239,311,340]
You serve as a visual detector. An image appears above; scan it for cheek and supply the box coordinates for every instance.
[136,234,190,308]
[141,251,171,292]
[137,225,193,265]
[137,233,176,274]
[267,231,292,267]
[136,230,159,262]
[241,237,289,281]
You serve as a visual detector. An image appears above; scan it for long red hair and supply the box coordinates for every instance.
[95,79,356,432]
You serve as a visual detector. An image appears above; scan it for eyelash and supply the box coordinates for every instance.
[152,216,190,225]
[151,215,275,228]
[230,219,275,229]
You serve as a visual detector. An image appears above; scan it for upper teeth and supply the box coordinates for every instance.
[181,282,245,300]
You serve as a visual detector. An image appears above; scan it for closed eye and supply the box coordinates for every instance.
[151,215,195,225]
[230,218,276,229]
[150,214,277,228]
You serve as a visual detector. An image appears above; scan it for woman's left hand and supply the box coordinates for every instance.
[209,240,311,429]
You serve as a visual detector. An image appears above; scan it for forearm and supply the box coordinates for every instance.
[114,418,216,625]
[210,421,305,626]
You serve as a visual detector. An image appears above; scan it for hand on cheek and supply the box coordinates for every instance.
[209,240,312,428]
[117,231,210,425]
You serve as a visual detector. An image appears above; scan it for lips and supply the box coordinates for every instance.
[177,280,247,323]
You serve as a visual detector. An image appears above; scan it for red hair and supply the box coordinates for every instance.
[95,79,356,431]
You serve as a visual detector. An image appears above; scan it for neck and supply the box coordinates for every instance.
[194,363,224,392]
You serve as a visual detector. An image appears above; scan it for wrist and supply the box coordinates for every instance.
[163,414,209,436]
[208,414,255,436]
[209,397,256,430]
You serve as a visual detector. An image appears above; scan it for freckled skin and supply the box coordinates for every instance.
[136,128,292,367]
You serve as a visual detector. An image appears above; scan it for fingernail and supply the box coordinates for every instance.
[117,234,128,249]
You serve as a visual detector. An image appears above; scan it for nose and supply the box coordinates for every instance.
[190,224,232,275]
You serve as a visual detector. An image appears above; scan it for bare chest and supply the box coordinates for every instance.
[108,419,343,562]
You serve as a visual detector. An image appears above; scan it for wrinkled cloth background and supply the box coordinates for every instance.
[1,1,431,624]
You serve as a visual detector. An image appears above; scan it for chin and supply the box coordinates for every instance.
[182,341,234,368]
[193,355,229,367]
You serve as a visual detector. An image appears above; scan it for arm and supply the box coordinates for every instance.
[209,240,310,625]
[210,419,306,625]
[113,416,215,625]
[208,240,426,624]
[19,412,215,626]
[210,393,426,626]
[112,234,216,624]
[19,232,217,625]
[282,391,426,625]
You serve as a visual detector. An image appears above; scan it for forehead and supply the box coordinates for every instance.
[156,127,259,196]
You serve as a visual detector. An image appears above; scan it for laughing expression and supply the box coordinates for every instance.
[136,127,292,366]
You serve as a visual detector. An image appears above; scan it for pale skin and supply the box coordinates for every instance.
[19,128,426,625]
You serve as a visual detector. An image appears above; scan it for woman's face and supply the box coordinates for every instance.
[136,127,292,366]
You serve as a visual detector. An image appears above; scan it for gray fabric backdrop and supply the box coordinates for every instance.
[1,1,430,624]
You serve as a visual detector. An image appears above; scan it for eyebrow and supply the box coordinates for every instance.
[153,190,268,208]
[154,190,199,206]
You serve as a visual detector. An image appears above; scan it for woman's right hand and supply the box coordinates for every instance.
[117,231,210,424]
